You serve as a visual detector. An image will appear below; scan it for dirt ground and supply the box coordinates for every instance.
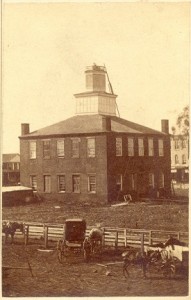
[2,240,188,297]
[2,200,189,296]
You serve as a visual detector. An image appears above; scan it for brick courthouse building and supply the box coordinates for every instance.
[20,65,171,204]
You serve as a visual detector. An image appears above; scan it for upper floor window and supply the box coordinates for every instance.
[116,174,122,191]
[138,138,144,156]
[58,175,66,192]
[72,175,80,193]
[43,140,51,159]
[3,163,7,170]
[57,140,65,158]
[182,154,186,164]
[87,138,95,157]
[127,137,134,156]
[44,175,51,193]
[30,175,37,191]
[158,139,164,156]
[148,138,154,156]
[88,174,96,193]
[71,138,80,158]
[30,141,36,159]
[175,154,179,164]
[116,137,122,156]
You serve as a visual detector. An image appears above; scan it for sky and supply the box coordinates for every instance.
[2,2,190,153]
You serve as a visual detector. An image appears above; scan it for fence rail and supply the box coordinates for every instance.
[2,220,189,249]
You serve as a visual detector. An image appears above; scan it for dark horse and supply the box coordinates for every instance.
[2,221,24,244]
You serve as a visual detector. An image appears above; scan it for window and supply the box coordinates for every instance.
[30,141,36,159]
[158,139,164,156]
[128,138,134,156]
[148,138,154,156]
[116,137,122,156]
[43,140,51,159]
[30,175,37,191]
[175,155,179,164]
[175,139,179,149]
[148,173,154,188]
[44,175,51,193]
[116,174,122,191]
[182,139,186,148]
[3,163,7,170]
[72,175,80,193]
[58,175,66,192]
[87,138,95,157]
[71,138,80,158]
[88,175,96,193]
[158,172,164,188]
[182,154,186,164]
[138,138,144,156]
[57,140,65,157]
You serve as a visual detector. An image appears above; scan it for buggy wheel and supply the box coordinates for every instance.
[161,261,176,278]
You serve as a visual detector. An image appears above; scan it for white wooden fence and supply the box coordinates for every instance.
[2,220,188,249]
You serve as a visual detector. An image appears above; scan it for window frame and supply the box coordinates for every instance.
[88,174,96,193]
[71,138,80,158]
[44,175,51,193]
[148,138,154,156]
[87,137,96,158]
[116,137,122,156]
[138,137,144,156]
[43,139,51,159]
[158,172,164,188]
[148,173,154,188]
[72,174,80,193]
[57,174,66,193]
[30,175,37,191]
[57,139,65,158]
[116,174,122,191]
[158,139,164,156]
[127,137,134,156]
[29,140,36,159]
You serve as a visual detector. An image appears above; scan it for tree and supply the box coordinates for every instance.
[176,105,189,136]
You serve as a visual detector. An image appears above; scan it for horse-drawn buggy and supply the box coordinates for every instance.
[57,219,103,263]
[122,237,189,279]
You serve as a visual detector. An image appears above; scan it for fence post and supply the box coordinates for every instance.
[102,227,105,247]
[124,229,127,247]
[115,231,118,251]
[141,233,144,255]
[24,225,29,246]
[149,230,152,245]
[44,225,48,248]
[177,232,180,240]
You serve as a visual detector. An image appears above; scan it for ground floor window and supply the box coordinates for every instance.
[116,174,122,191]
[72,175,80,193]
[88,174,96,193]
[58,175,66,192]
[148,173,154,188]
[30,175,37,191]
[158,172,164,188]
[44,175,51,193]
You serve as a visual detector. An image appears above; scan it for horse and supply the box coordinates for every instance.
[2,221,24,244]
[122,247,161,278]
[88,227,103,255]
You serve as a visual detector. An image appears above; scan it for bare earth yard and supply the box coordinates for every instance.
[2,199,189,297]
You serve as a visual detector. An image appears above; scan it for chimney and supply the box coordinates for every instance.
[21,123,30,136]
[161,120,169,134]
[102,116,111,131]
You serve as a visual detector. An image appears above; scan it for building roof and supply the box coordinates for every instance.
[3,153,20,163]
[2,186,32,193]
[20,114,166,138]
